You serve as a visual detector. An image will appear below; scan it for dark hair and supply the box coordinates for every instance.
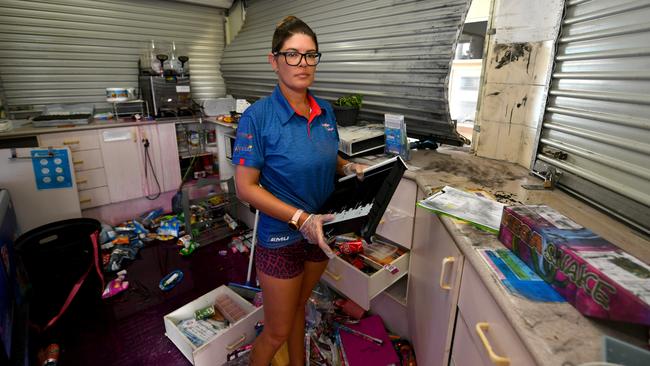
[271,16,318,53]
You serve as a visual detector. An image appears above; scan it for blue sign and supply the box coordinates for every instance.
[31,149,73,190]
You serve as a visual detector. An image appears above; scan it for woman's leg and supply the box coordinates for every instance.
[249,269,304,366]
[287,259,328,366]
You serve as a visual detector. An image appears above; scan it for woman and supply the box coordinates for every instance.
[232,15,365,366]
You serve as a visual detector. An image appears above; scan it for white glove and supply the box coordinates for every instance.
[342,162,368,180]
[299,213,336,258]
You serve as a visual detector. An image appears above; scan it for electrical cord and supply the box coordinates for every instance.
[143,138,161,200]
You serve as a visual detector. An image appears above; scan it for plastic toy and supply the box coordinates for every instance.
[101,269,129,299]
[159,269,184,291]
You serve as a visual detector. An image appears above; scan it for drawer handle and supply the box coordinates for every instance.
[324,269,341,281]
[76,179,88,184]
[475,322,510,366]
[439,256,455,290]
[226,334,247,351]
[79,198,92,204]
[63,140,80,145]
[73,160,84,165]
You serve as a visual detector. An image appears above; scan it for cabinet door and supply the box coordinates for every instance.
[407,188,464,366]
[137,124,182,195]
[100,127,144,203]
[457,263,536,366]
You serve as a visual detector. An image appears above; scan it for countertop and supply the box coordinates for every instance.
[356,147,650,365]
[0,116,204,139]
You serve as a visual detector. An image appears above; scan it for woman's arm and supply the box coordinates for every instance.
[235,165,310,227]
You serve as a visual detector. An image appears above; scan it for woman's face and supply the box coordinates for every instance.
[269,33,318,92]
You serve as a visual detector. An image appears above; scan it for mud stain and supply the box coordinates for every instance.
[494,43,532,69]
[419,150,527,188]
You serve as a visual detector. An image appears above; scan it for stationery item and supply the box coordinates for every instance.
[337,315,399,366]
[384,114,410,161]
[499,205,650,325]
[418,185,505,233]
[336,323,384,345]
[478,248,565,302]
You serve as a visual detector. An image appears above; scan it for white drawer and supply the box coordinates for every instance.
[78,186,110,209]
[39,130,99,151]
[75,168,107,190]
[71,149,103,171]
[164,285,264,366]
[322,240,409,310]
[458,264,536,366]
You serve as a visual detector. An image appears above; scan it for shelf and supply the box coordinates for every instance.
[384,275,408,307]
[179,151,213,159]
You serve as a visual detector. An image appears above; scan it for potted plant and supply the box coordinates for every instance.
[333,94,362,127]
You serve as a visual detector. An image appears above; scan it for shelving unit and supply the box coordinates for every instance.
[180,176,243,246]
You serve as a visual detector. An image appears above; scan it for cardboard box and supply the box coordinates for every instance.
[498,205,650,325]
[164,285,264,366]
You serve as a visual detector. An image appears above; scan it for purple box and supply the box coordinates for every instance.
[498,205,650,325]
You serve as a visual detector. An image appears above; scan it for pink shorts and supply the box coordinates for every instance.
[255,239,329,279]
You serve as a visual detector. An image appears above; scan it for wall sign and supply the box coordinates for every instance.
[31,149,72,190]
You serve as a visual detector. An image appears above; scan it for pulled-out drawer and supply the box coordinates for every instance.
[322,239,409,310]
[164,285,264,366]
[39,130,100,151]
[78,186,110,209]
[75,167,107,190]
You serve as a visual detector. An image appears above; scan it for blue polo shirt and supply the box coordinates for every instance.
[232,85,340,248]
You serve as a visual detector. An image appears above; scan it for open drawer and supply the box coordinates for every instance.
[322,237,410,310]
[164,285,264,366]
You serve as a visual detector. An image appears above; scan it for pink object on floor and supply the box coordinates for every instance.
[338,315,399,366]
[102,270,129,299]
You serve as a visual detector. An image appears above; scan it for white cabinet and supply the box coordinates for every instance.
[407,188,464,366]
[39,129,106,209]
[100,127,145,203]
[99,124,181,204]
[454,263,536,366]
[375,178,417,249]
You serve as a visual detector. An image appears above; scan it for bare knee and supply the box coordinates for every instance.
[262,326,291,350]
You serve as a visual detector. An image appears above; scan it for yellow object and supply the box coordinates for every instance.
[271,342,290,366]
[439,256,455,290]
[475,322,510,366]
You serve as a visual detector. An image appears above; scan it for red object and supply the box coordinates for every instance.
[335,298,365,320]
[351,257,365,270]
[338,240,363,255]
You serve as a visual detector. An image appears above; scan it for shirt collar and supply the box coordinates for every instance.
[272,84,324,126]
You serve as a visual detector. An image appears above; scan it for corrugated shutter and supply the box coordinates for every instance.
[0,0,226,117]
[534,0,650,234]
[222,0,471,143]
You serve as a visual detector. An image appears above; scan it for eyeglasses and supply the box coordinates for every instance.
[273,51,322,66]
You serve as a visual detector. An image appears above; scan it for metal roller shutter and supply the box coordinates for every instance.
[0,0,226,117]
[222,0,471,143]
[533,0,650,234]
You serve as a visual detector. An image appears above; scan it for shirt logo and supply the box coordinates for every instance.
[269,236,290,242]
[321,122,335,132]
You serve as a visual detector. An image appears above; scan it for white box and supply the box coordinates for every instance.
[164,285,264,366]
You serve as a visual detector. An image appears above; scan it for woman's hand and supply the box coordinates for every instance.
[342,162,369,180]
[299,213,336,258]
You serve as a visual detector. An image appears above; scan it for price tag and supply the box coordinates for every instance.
[176,85,190,93]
